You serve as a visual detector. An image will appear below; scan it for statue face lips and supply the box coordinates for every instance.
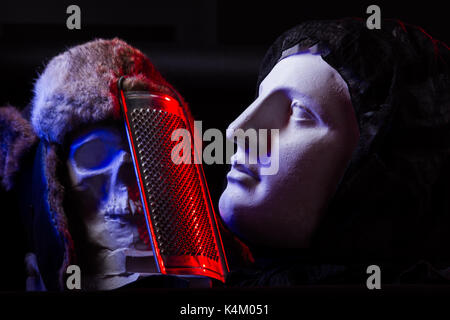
[227,163,260,184]
[219,52,360,248]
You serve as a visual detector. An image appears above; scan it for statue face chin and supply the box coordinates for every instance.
[219,52,360,248]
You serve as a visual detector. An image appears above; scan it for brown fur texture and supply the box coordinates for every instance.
[0,106,38,190]
[31,38,178,144]
[42,143,75,290]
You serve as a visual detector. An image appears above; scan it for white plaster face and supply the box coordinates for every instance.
[66,124,154,289]
[219,52,360,248]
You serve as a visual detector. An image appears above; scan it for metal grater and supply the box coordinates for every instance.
[118,78,228,282]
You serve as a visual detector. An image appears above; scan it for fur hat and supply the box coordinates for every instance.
[31,38,178,145]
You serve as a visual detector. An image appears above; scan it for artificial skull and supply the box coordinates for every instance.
[66,123,155,290]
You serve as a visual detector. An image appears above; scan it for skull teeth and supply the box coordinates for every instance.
[129,198,144,215]
[129,199,136,216]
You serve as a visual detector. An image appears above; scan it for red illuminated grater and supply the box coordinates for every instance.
[118,77,229,282]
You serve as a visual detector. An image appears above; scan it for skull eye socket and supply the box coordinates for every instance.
[68,126,129,172]
[72,138,115,169]
[72,133,125,170]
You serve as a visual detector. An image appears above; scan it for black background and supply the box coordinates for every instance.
[0,0,447,291]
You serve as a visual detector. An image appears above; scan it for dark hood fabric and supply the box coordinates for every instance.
[227,18,450,286]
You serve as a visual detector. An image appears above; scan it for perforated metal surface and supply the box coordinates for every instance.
[129,108,219,262]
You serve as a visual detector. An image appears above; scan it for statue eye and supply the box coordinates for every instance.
[290,100,315,121]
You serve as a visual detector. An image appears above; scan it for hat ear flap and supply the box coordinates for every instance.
[0,106,38,191]
[30,141,74,291]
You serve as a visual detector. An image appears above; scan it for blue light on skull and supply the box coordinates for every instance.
[66,124,157,290]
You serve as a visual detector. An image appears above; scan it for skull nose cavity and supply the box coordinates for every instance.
[117,152,137,187]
